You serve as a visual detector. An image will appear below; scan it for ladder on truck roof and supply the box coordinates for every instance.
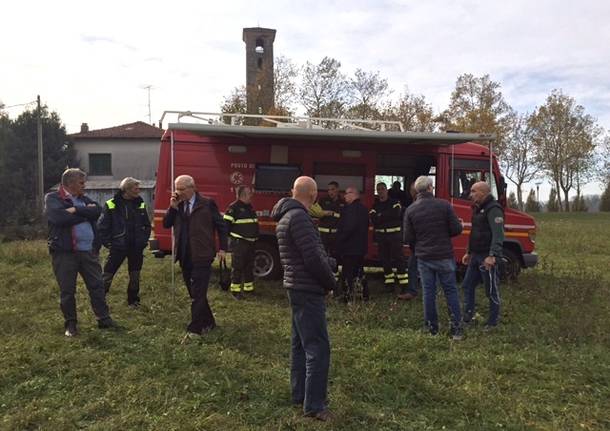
[159,111,405,132]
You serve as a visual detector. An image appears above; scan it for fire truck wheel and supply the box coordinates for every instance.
[499,248,521,282]
[254,241,282,280]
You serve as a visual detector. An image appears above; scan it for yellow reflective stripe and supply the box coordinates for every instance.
[318,227,337,233]
[398,279,409,284]
[223,214,235,222]
[384,273,394,279]
[393,203,401,209]
[106,199,116,209]
[396,273,408,279]
[243,282,254,292]
[230,232,257,242]
[375,227,401,233]
[230,283,241,292]
[139,202,146,209]
[234,218,258,224]
[384,278,395,284]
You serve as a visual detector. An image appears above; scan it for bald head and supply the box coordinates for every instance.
[344,186,360,204]
[470,181,491,204]
[292,176,318,209]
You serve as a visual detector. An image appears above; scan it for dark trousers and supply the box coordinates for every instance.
[462,252,501,326]
[405,253,419,295]
[287,289,330,415]
[51,251,110,326]
[341,254,367,299]
[320,233,337,259]
[103,247,144,304]
[230,239,255,292]
[377,234,407,288]
[181,258,215,334]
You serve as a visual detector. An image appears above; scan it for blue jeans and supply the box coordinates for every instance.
[417,258,462,333]
[405,253,419,295]
[287,289,330,415]
[462,253,500,326]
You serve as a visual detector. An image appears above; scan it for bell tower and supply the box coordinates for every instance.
[243,27,276,116]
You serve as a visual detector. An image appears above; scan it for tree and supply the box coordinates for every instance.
[299,57,352,122]
[439,74,514,156]
[547,188,560,212]
[600,183,610,212]
[346,69,389,120]
[529,90,601,212]
[598,134,610,186]
[500,113,539,210]
[571,194,587,212]
[525,189,540,212]
[507,191,518,209]
[220,86,247,124]
[0,106,75,225]
[380,89,436,132]
[273,55,299,116]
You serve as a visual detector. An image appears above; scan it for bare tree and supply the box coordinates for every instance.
[381,89,436,132]
[299,57,352,121]
[273,55,299,116]
[501,113,539,209]
[347,69,390,120]
[529,90,601,211]
[440,73,514,156]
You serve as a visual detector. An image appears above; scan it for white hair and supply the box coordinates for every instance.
[119,177,140,192]
[414,176,433,193]
[175,174,195,188]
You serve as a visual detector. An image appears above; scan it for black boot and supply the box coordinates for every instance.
[127,271,141,307]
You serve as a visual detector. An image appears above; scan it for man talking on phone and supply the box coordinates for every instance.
[162,175,228,343]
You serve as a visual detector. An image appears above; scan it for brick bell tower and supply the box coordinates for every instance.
[243,27,276,117]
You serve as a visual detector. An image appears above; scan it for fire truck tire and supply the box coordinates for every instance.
[499,247,521,281]
[254,241,282,280]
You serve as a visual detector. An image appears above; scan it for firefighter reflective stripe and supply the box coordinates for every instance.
[332,212,340,218]
[230,283,241,292]
[230,232,257,242]
[384,273,395,284]
[375,227,401,233]
[393,202,401,209]
[243,282,254,292]
[397,273,409,284]
[139,202,146,209]
[318,227,337,233]
[106,199,116,209]
[234,218,258,224]
[223,214,235,222]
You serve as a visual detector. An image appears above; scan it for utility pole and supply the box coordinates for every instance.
[37,95,44,212]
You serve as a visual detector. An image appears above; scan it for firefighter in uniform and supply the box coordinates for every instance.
[461,181,505,329]
[98,177,151,307]
[370,182,408,293]
[310,181,344,281]
[224,185,259,299]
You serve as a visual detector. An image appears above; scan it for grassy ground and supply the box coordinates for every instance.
[1,213,609,430]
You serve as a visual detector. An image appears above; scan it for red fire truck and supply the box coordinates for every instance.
[150,112,538,280]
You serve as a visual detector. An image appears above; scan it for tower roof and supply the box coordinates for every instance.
[242,27,276,42]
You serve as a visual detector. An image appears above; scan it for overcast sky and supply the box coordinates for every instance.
[2,0,609,197]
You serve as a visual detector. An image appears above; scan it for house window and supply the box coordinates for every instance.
[254,164,301,192]
[89,153,112,176]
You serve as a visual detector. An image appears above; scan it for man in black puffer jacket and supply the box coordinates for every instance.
[271,176,336,422]
[404,175,463,339]
[98,177,151,307]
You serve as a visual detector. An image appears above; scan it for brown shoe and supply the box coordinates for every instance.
[304,409,333,421]
[397,292,417,301]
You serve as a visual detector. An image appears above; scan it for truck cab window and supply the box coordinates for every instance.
[451,159,498,200]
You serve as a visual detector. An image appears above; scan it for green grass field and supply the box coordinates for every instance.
[1,213,609,430]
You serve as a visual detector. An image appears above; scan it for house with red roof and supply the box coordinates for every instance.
[68,121,164,209]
